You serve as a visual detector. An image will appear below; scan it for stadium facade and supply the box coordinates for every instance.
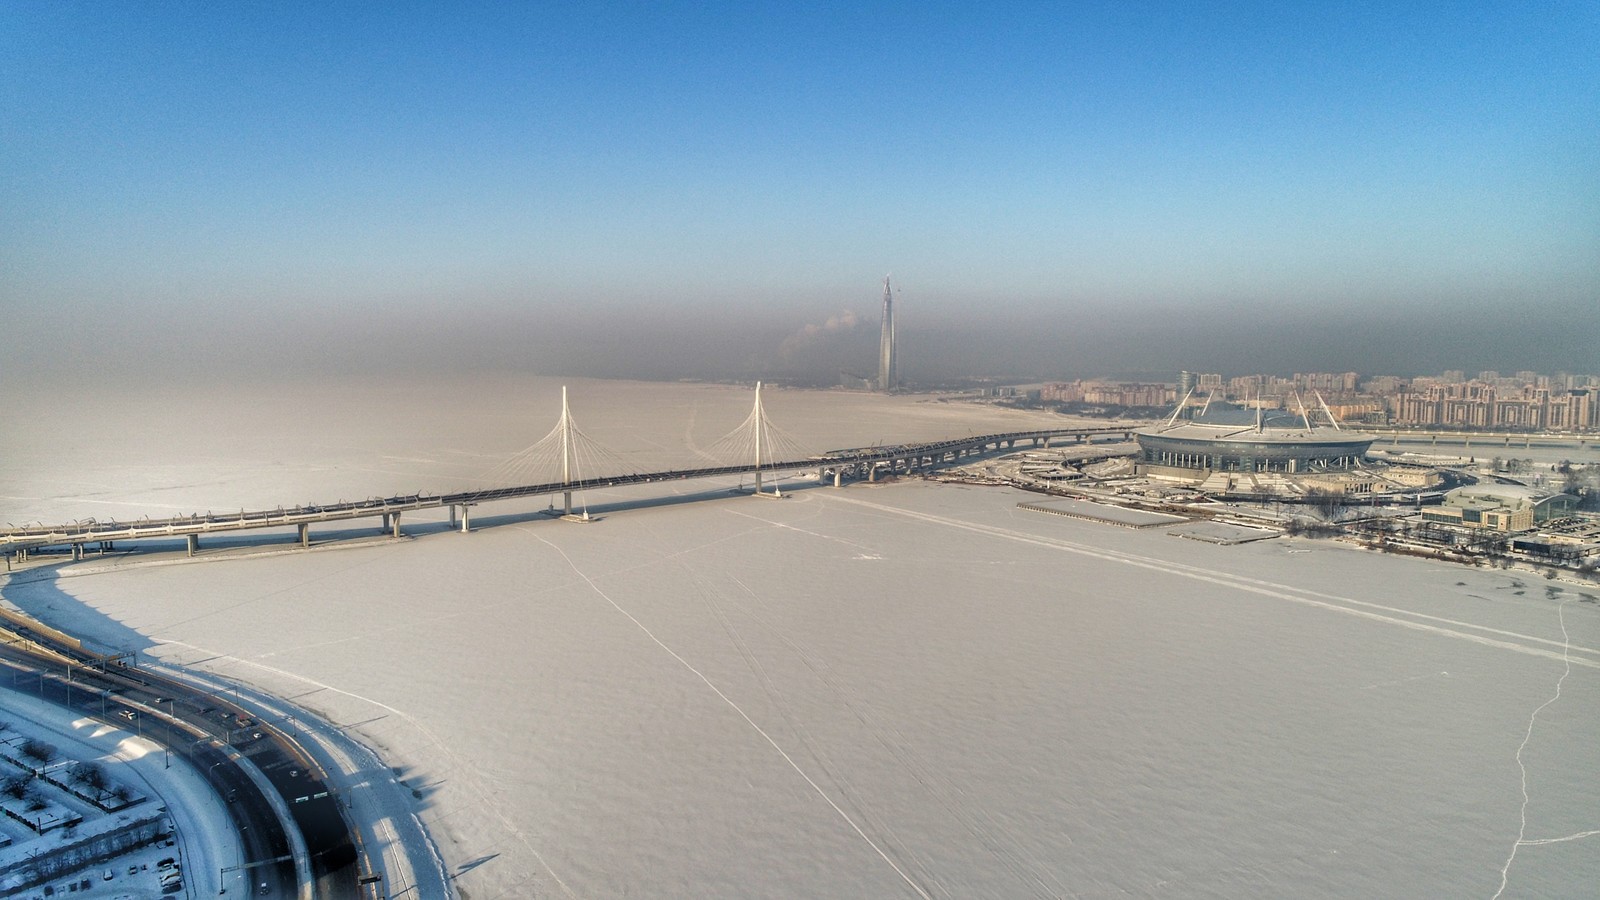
[1136,421,1375,477]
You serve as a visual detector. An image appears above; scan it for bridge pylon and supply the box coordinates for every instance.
[751,382,783,499]
[558,386,591,521]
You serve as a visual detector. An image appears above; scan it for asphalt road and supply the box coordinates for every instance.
[0,632,361,897]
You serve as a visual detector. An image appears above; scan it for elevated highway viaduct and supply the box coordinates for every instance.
[2,426,1136,561]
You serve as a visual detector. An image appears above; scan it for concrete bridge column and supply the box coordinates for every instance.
[868,463,877,482]
[460,504,472,533]
[186,535,199,557]
[391,512,402,538]
[298,523,309,548]
[381,513,391,534]
[448,505,458,528]
[833,469,842,488]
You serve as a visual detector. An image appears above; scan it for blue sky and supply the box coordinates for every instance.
[3,2,1596,380]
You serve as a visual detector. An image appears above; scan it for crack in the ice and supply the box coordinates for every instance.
[1491,597,1574,900]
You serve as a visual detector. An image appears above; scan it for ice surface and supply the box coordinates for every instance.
[2,377,1597,898]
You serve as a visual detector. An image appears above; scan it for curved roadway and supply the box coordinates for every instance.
[0,621,363,897]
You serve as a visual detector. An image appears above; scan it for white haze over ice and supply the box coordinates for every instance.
[2,377,1597,898]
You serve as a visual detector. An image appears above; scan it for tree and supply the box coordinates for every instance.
[1306,488,1346,523]
[70,761,107,792]
[20,738,55,765]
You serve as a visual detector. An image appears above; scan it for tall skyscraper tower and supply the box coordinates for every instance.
[878,275,897,392]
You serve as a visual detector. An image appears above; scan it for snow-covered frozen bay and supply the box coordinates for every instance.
[3,377,1596,897]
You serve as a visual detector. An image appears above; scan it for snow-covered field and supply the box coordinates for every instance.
[3,377,1597,898]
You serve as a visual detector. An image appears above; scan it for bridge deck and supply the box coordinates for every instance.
[2,426,1133,552]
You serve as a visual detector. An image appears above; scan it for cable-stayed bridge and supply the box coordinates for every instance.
[2,385,1134,561]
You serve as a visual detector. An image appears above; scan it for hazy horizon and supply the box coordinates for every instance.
[4,4,1597,387]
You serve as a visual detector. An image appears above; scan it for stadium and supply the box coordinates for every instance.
[1134,404,1439,499]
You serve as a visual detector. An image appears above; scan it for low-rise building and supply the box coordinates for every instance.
[1421,485,1577,532]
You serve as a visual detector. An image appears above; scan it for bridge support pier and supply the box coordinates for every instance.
[391,512,402,538]
[298,523,309,548]
[459,504,472,533]
[833,469,842,488]
[381,513,391,534]
[186,535,199,557]
[448,505,457,528]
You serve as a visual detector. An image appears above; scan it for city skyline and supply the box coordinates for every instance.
[3,4,1596,385]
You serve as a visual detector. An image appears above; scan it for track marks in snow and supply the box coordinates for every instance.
[823,494,1600,669]
[1492,598,1590,900]
[722,505,886,557]
[1360,671,1449,691]
[532,532,934,899]
[157,640,575,899]
[155,544,402,632]
[694,570,954,896]
[720,574,1074,899]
